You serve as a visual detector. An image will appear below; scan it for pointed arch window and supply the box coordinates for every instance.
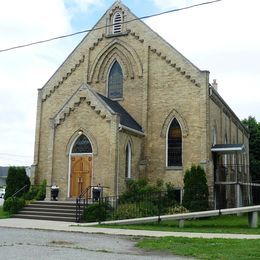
[72,134,92,153]
[224,134,228,167]
[212,127,217,146]
[167,118,182,166]
[108,61,123,99]
[125,142,132,178]
[113,12,122,34]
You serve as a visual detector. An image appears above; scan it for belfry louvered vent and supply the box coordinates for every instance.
[113,12,122,34]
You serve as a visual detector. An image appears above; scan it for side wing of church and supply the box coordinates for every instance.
[32,1,250,209]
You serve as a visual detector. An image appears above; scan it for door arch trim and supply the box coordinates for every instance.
[67,132,94,198]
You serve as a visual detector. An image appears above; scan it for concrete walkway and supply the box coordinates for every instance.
[0,218,260,239]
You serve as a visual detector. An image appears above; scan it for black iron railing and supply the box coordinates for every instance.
[75,185,104,222]
[77,190,181,223]
[214,164,253,208]
[11,184,28,198]
[215,164,250,183]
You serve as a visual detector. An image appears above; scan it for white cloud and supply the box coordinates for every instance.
[153,0,203,10]
[0,0,77,166]
[0,0,259,166]
[64,0,106,16]
[0,0,102,166]
[0,0,72,48]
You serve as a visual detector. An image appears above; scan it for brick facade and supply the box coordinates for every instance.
[32,2,249,207]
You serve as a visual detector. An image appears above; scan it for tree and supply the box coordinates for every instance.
[183,165,209,212]
[5,166,30,199]
[242,116,260,182]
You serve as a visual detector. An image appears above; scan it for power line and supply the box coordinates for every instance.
[0,0,222,53]
[0,157,31,164]
[0,153,32,158]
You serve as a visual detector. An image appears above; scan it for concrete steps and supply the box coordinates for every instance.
[12,201,82,222]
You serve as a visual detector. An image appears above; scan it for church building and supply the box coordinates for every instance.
[32,1,251,209]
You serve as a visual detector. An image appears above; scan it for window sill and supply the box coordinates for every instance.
[106,32,129,38]
[109,97,124,101]
[166,166,183,171]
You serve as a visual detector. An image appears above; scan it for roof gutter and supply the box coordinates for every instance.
[211,145,245,154]
[118,124,145,136]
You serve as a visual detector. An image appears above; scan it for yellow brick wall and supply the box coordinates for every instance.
[52,101,118,199]
[33,2,249,204]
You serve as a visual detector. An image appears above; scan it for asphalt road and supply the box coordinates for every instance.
[0,227,187,260]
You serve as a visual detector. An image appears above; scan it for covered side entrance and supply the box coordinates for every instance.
[69,134,93,197]
[211,144,251,209]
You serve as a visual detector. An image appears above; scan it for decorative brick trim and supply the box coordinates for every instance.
[150,47,201,87]
[89,34,105,51]
[88,39,143,83]
[42,55,85,101]
[53,84,113,128]
[128,30,145,44]
[161,109,189,138]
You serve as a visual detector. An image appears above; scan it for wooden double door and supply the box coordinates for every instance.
[70,156,92,197]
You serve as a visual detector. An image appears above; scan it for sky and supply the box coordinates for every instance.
[0,0,259,166]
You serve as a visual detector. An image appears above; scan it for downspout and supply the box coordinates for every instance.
[31,89,43,185]
[116,124,120,197]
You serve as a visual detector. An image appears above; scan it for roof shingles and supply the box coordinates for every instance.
[97,93,143,133]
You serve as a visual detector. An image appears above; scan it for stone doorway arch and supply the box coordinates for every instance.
[69,134,93,197]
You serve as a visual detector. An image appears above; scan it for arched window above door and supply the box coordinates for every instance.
[108,61,123,99]
[72,134,92,153]
[167,118,182,167]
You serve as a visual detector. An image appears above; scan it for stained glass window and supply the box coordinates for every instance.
[108,61,123,99]
[72,135,92,153]
[168,118,182,166]
[125,142,131,178]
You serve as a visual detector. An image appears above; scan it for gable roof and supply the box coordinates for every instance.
[97,93,143,134]
[52,83,143,135]
[41,1,204,101]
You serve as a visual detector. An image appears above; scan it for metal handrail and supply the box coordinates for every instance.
[76,185,93,222]
[11,184,28,198]
[78,185,95,199]
[76,185,107,222]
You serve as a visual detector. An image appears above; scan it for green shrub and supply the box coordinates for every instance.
[23,180,46,201]
[83,202,111,222]
[3,197,26,214]
[165,205,189,215]
[162,182,177,209]
[190,200,209,212]
[35,180,47,200]
[138,201,158,217]
[113,203,140,220]
[113,201,158,220]
[5,166,30,199]
[183,165,209,212]
[121,178,163,203]
[113,201,158,219]
[24,186,39,200]
[115,179,180,218]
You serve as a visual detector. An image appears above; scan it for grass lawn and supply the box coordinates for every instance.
[0,206,10,219]
[98,214,260,234]
[137,236,260,260]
